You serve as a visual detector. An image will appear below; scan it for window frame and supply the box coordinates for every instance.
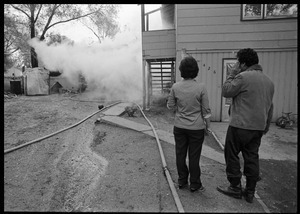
[241,4,263,21]
[241,4,297,21]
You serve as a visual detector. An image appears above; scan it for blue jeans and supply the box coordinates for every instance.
[173,126,205,189]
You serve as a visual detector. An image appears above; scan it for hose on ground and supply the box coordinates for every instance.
[4,101,121,155]
[210,131,224,151]
[134,103,185,213]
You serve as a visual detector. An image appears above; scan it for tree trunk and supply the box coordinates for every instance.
[30,5,39,68]
[31,47,38,68]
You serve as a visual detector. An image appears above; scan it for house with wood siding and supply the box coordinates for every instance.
[141,4,297,122]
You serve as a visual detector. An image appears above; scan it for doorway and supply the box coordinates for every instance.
[221,58,237,122]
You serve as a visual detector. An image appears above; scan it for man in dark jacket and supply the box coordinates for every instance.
[217,48,274,203]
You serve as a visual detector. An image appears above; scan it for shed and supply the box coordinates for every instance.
[24,67,50,95]
[50,81,63,94]
[4,67,24,93]
[4,67,23,78]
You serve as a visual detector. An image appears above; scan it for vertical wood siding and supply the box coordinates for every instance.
[181,50,297,122]
[259,50,298,121]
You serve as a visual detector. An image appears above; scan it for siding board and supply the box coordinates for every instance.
[177,40,297,50]
[177,23,297,35]
[143,42,175,50]
[178,31,296,43]
[179,4,237,10]
[142,30,176,59]
[178,16,241,26]
[178,6,238,18]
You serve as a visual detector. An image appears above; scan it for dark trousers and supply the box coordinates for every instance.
[224,126,263,191]
[173,126,204,189]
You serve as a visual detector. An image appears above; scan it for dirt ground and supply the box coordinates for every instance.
[4,93,297,212]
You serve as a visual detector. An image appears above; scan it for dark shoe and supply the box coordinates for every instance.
[178,182,188,189]
[217,184,242,199]
[190,185,205,192]
[242,189,255,203]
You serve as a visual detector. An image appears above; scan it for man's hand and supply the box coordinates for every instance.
[204,127,212,136]
[229,62,241,76]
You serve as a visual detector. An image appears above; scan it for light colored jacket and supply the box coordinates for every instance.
[222,64,274,131]
[167,79,211,130]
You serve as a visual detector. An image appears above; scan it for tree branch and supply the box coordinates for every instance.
[34,4,43,23]
[10,4,30,19]
[81,21,102,43]
[47,9,103,30]
[4,47,20,55]
[40,4,60,40]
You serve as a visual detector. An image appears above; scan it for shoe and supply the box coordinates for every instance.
[217,184,242,199]
[242,189,255,203]
[178,183,188,189]
[190,185,205,192]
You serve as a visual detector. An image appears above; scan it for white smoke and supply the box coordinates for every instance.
[27,7,142,102]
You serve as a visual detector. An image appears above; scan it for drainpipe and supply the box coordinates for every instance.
[146,61,151,109]
[142,54,146,110]
[141,4,146,110]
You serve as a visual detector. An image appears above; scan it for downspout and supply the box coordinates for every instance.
[141,4,146,110]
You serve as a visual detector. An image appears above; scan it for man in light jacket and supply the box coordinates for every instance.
[217,48,274,203]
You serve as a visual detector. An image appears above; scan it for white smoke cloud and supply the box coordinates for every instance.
[27,27,143,102]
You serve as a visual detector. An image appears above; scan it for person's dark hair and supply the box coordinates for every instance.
[236,48,259,67]
[179,56,199,79]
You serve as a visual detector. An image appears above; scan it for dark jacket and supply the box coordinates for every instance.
[222,64,274,131]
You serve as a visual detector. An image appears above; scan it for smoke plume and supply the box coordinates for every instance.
[27,29,142,102]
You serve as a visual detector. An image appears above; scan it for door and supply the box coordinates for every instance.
[221,59,237,122]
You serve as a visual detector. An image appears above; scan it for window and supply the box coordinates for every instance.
[242,4,297,20]
[143,4,175,31]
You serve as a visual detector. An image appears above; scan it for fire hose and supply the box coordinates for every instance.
[4,100,185,212]
[134,103,185,213]
[4,101,121,154]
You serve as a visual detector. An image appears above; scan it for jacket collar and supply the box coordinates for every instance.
[245,64,263,71]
